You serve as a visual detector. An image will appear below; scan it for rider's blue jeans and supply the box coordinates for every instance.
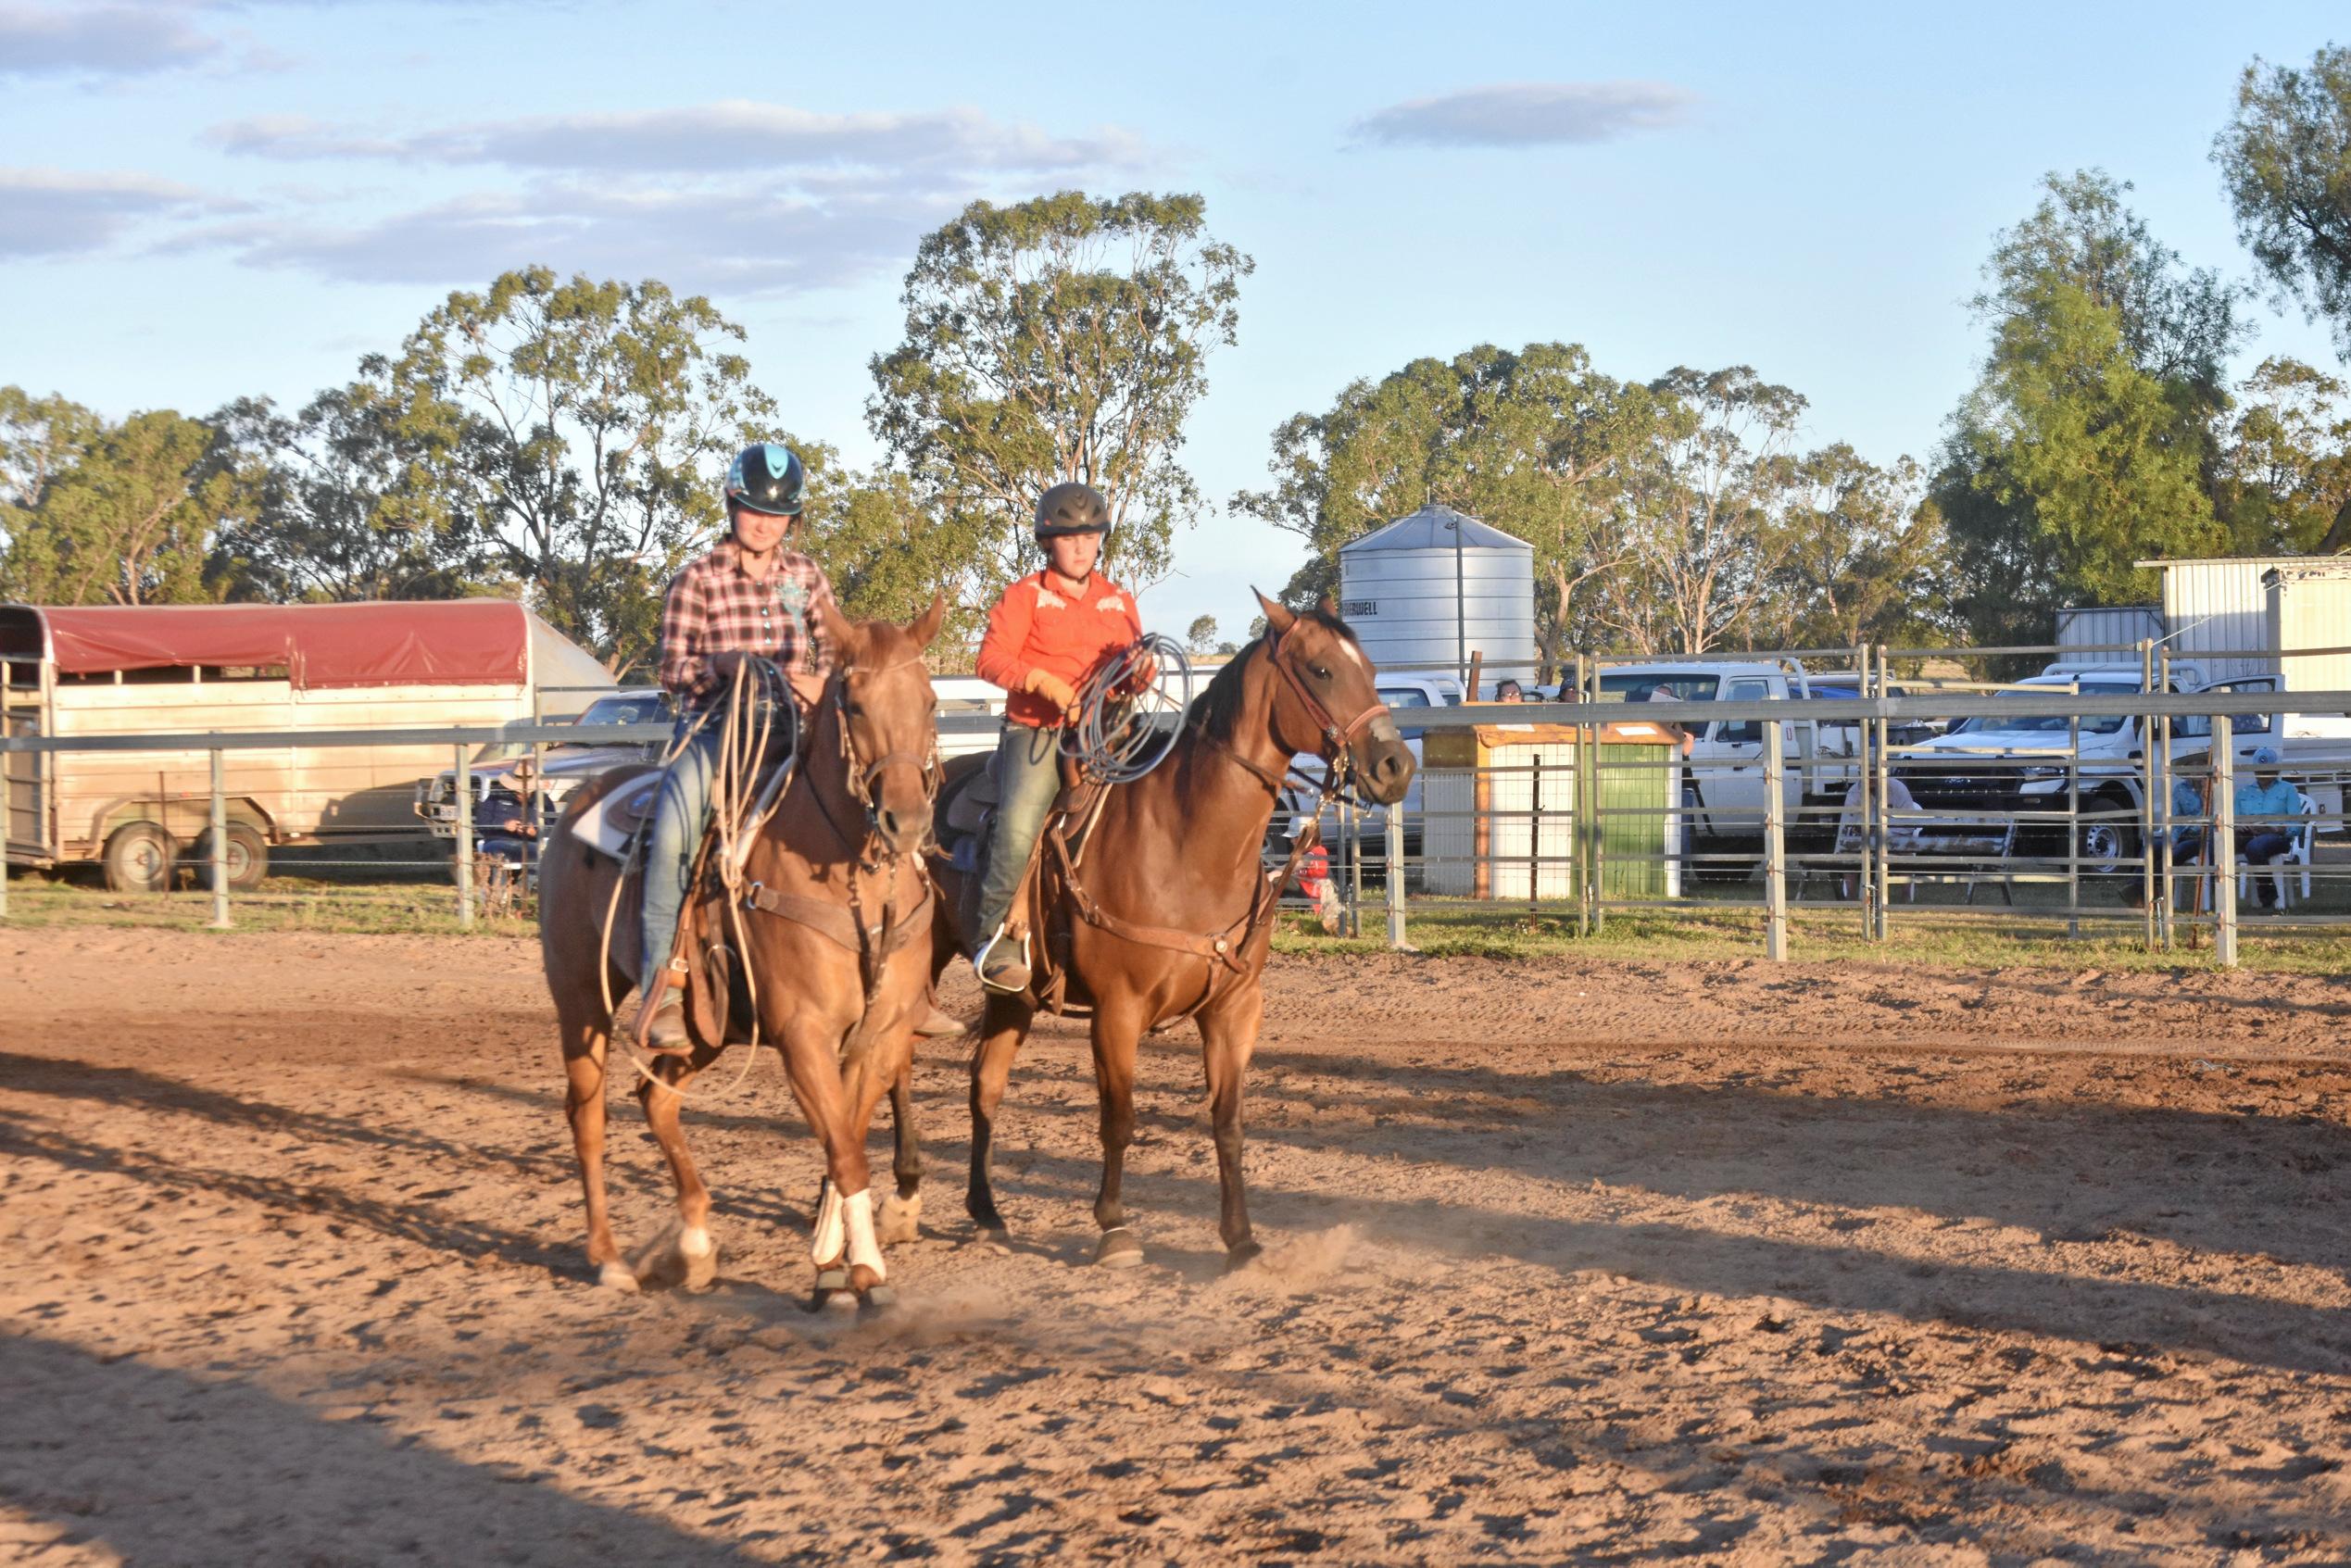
[974,721,1063,948]
[639,722,720,993]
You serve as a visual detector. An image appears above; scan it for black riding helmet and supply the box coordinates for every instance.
[1034,482,1111,539]
[725,442,808,518]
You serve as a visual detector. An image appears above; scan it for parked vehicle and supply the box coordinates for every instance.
[0,600,612,892]
[1892,659,2320,875]
[1597,660,1860,861]
[415,687,673,841]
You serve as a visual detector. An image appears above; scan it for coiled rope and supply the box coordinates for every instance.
[1059,633,1193,785]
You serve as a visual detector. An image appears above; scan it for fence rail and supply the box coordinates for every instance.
[9,685,2351,965]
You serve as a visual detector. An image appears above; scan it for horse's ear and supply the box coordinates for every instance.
[908,591,947,650]
[816,594,862,668]
[1316,592,1339,621]
[1252,587,1295,636]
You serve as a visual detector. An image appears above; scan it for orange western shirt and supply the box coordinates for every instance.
[976,570,1142,729]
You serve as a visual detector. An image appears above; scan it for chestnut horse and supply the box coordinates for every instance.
[924,592,1414,1271]
[538,596,945,1301]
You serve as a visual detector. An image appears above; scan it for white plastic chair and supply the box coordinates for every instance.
[2237,795,2320,909]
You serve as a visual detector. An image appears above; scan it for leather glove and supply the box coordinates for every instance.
[706,650,750,683]
[1023,669,1079,714]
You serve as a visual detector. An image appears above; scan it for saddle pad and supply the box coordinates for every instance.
[943,748,1004,838]
[571,778,659,859]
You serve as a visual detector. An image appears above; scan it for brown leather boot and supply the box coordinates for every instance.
[913,1004,967,1038]
[634,979,689,1051]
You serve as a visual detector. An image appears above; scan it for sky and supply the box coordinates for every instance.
[3,0,2345,639]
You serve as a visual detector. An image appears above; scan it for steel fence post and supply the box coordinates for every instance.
[1764,717,1787,960]
[2139,638,2156,950]
[1528,754,1542,912]
[2215,719,2236,968]
[2158,646,2175,952]
[455,743,473,931]
[208,746,230,929]
[1854,641,1872,936]
[1873,644,1892,940]
[1385,799,1407,948]
[1574,652,1591,936]
[2067,681,2081,940]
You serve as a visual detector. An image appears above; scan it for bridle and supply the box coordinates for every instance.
[1192,624,1392,805]
[813,653,940,870]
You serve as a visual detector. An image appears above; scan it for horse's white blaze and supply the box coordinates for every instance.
[1367,712,1402,745]
[679,1224,712,1259]
[844,1187,886,1280]
[1339,638,1369,671]
[811,1180,846,1264]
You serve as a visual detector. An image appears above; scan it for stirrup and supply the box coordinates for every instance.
[973,926,1030,994]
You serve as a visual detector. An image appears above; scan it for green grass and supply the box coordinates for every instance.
[1274,895,2351,973]
[0,874,534,938]
[14,870,2350,974]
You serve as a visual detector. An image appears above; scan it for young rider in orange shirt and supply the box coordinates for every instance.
[969,483,1146,991]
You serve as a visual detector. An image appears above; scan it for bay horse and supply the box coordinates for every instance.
[924,591,1414,1271]
[538,596,946,1302]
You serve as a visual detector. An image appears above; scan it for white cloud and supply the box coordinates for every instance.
[206,100,1150,176]
[0,168,224,257]
[0,1,220,77]
[1352,82,1697,149]
[172,178,953,294]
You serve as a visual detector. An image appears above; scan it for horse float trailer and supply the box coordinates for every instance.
[0,600,613,891]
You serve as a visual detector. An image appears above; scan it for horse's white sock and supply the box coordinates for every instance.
[844,1188,886,1280]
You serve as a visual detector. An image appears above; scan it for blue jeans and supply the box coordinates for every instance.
[639,722,720,993]
[974,722,1062,948]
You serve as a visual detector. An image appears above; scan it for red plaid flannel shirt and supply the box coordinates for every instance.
[656,540,838,712]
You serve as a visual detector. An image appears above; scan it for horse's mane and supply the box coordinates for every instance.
[1188,606,1361,744]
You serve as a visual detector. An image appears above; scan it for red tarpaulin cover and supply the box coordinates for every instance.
[32,602,532,689]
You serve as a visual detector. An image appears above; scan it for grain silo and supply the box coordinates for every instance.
[1337,504,1537,691]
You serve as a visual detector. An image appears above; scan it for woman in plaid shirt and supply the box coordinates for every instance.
[635,442,836,1047]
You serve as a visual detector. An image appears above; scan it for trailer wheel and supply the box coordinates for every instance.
[187,822,268,891]
[103,822,175,894]
[2078,791,2139,879]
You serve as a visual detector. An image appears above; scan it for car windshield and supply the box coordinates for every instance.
[1600,672,1720,703]
[1378,687,1431,709]
[1948,684,2135,736]
[468,693,667,764]
[574,694,668,728]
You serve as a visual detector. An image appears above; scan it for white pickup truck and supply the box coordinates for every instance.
[1892,659,2338,874]
[1597,660,1860,860]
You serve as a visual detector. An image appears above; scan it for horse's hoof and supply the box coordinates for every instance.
[970,1223,1012,1253]
[1223,1238,1265,1274]
[1095,1227,1145,1269]
[594,1260,639,1292]
[860,1284,900,1313]
[811,1267,857,1311]
[876,1191,923,1246]
[679,1226,718,1292]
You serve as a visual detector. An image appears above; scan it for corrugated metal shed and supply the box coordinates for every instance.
[2264,563,2351,694]
[2137,557,2351,682]
[2055,605,2161,653]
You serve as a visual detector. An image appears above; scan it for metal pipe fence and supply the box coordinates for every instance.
[7,679,2351,965]
[1289,685,2351,968]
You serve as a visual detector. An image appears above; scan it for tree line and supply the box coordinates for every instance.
[1249,45,2351,669]
[5,44,2347,674]
[0,192,1246,679]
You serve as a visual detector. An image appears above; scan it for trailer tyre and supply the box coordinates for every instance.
[188,822,268,892]
[2078,790,2140,880]
[103,822,175,895]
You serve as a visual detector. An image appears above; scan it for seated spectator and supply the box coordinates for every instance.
[2234,746,2305,909]
[1492,678,1525,703]
[1834,746,1921,899]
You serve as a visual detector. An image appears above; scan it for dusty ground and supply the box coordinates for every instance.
[6,932,2351,1565]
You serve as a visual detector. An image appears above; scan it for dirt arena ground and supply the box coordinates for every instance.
[6,930,2351,1564]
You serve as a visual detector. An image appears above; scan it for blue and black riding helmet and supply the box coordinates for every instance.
[725,442,808,518]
